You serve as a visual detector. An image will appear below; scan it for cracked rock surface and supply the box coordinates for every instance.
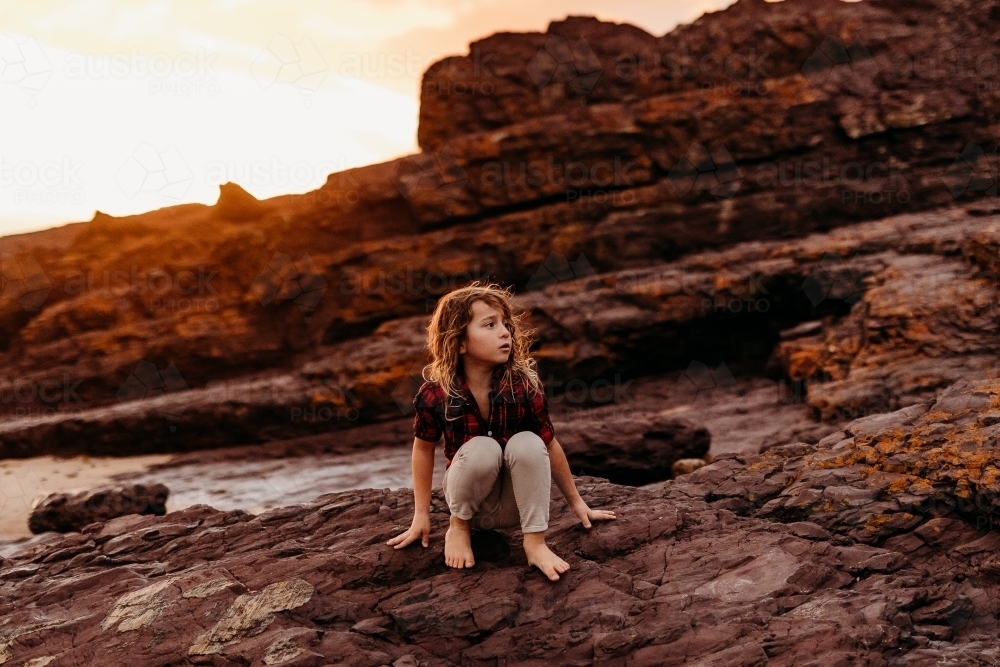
[3,378,1000,665]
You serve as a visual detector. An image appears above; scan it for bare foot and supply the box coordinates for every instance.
[522,531,570,581]
[444,515,475,569]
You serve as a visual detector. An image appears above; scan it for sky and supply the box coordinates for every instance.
[0,0,739,237]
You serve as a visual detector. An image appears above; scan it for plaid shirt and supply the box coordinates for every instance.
[412,364,555,469]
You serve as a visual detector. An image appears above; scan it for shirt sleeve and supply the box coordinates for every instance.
[528,384,555,445]
[413,383,443,443]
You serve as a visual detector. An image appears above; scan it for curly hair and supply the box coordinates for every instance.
[422,279,543,405]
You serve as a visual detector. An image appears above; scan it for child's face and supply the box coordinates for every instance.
[459,299,512,366]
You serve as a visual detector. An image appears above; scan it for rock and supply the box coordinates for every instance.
[2,378,1000,663]
[2,0,1000,452]
[212,182,262,222]
[672,458,708,477]
[0,207,978,461]
[556,413,710,485]
[4,1,1000,660]
[28,483,169,534]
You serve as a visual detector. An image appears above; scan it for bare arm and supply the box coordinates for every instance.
[547,436,617,528]
[411,437,436,516]
[386,437,438,549]
[546,436,583,506]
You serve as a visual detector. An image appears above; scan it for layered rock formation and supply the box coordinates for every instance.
[2,0,999,460]
[0,205,991,470]
[3,378,1000,665]
[4,0,1000,659]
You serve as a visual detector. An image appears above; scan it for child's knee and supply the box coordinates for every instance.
[455,436,502,466]
[504,431,548,463]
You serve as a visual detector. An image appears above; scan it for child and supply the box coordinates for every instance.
[386,280,617,581]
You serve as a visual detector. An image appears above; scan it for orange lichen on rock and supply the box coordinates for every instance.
[864,513,901,530]
[918,410,954,424]
[785,400,1000,522]
[747,460,782,473]
[887,476,917,494]
[984,386,1000,408]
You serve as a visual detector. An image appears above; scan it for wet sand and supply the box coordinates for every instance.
[0,453,173,541]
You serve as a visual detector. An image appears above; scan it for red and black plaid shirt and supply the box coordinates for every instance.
[412,364,556,469]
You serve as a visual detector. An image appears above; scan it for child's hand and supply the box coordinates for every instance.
[387,513,432,549]
[570,498,617,529]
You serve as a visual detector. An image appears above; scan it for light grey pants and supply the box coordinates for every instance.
[442,431,551,533]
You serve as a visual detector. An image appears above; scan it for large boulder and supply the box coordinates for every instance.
[28,483,169,534]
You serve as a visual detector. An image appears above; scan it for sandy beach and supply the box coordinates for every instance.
[0,445,453,556]
[0,453,173,541]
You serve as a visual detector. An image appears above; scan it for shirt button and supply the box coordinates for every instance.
[488,431,492,436]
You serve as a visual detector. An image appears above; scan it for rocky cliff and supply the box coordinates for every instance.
[2,0,999,459]
[4,0,1000,662]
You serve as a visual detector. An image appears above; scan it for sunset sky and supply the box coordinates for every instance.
[0,0,737,237]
